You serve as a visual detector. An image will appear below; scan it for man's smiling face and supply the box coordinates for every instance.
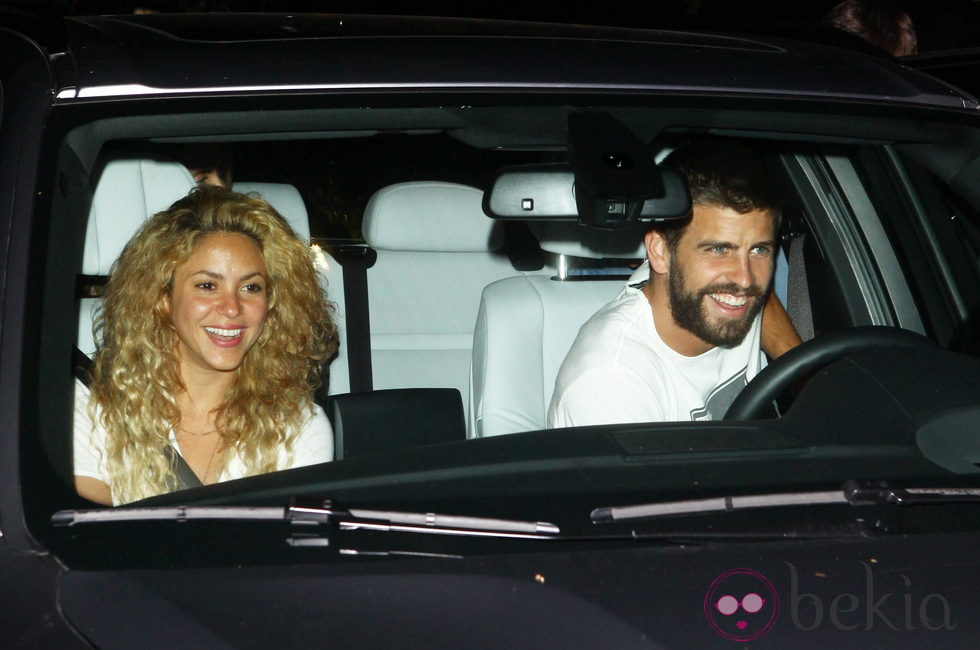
[665,203,775,349]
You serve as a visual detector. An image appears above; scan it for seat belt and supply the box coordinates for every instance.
[338,246,377,394]
[73,346,202,490]
[72,347,95,386]
[164,445,203,490]
[786,234,815,342]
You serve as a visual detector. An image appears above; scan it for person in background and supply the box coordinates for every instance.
[822,0,918,56]
[74,186,337,505]
[182,143,235,188]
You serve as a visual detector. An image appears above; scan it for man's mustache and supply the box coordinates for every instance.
[697,282,765,299]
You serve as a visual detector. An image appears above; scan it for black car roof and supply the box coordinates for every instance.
[54,13,977,113]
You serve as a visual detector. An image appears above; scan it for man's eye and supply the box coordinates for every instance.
[751,245,772,256]
[709,245,728,254]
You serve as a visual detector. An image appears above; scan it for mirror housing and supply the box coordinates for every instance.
[484,162,691,227]
[484,112,691,228]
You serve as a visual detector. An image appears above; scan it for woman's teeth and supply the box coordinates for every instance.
[204,326,242,337]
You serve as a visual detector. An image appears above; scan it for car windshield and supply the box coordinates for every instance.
[16,17,980,570]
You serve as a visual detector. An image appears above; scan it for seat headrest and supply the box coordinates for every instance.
[82,157,196,276]
[233,182,311,243]
[530,222,649,260]
[362,182,503,253]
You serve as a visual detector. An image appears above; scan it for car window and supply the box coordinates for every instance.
[21,100,975,513]
[866,150,980,356]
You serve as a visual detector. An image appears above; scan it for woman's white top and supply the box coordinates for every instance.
[73,380,333,504]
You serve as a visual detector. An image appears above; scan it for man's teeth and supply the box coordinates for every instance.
[205,326,242,337]
[710,293,748,307]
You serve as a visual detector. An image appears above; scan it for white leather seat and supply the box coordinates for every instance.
[78,157,197,356]
[361,181,524,424]
[470,223,648,438]
[233,182,312,242]
[471,275,625,437]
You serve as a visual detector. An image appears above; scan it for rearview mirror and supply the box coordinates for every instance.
[483,162,691,227]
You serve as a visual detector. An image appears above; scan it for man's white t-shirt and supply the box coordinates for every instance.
[547,272,766,428]
[73,380,333,504]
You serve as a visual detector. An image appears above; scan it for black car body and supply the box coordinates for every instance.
[2,13,980,648]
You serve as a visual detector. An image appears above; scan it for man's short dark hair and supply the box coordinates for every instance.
[659,139,783,252]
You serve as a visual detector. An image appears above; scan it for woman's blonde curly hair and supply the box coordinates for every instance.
[89,186,337,503]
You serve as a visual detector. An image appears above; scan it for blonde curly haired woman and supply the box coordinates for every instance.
[74,186,337,505]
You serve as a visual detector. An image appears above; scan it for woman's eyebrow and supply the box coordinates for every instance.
[189,270,266,280]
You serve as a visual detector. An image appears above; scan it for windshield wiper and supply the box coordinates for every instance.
[52,497,560,540]
[591,480,980,524]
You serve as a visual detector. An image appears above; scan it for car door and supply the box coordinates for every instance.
[0,24,87,647]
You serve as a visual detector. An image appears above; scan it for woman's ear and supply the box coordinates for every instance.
[158,285,174,327]
[645,229,670,276]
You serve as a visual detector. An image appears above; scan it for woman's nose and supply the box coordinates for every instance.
[216,291,242,317]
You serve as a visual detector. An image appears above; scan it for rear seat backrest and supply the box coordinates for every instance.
[78,157,197,356]
[361,181,519,424]
[233,182,312,242]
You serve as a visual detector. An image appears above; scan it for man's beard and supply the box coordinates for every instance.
[667,263,766,349]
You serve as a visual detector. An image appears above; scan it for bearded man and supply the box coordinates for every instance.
[548,139,795,426]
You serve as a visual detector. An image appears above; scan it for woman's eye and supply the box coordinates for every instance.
[195,281,216,291]
[243,283,265,294]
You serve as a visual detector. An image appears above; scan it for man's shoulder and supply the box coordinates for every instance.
[560,287,660,374]
[584,286,649,330]
[548,286,672,428]
[575,286,647,339]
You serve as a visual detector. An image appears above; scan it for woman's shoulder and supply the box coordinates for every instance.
[301,402,332,439]
[74,377,91,399]
[290,400,334,462]
[74,378,96,419]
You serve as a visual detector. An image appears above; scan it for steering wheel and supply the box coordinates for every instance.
[724,326,937,420]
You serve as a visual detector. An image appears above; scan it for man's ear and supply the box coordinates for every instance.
[645,229,670,276]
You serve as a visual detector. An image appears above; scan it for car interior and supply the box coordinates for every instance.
[39,102,980,502]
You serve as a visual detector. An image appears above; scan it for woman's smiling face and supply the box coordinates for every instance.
[167,231,269,378]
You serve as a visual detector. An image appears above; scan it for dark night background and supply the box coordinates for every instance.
[2,0,975,239]
[2,0,978,51]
